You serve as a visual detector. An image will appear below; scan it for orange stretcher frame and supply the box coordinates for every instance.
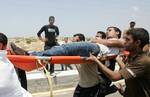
[7,55,85,71]
[7,55,119,71]
[6,49,129,71]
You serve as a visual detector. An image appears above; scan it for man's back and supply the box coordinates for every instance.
[0,51,32,97]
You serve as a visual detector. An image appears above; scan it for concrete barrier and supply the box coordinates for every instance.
[27,70,79,93]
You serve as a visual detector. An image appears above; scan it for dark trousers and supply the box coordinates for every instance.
[44,44,56,74]
[45,63,54,74]
[98,59,117,96]
[16,68,27,90]
[73,84,105,97]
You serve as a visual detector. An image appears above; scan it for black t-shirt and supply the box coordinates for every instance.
[37,25,59,46]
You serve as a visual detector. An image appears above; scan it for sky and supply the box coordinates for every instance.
[0,0,150,37]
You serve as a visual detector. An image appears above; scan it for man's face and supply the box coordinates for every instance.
[64,37,68,43]
[106,27,118,39]
[72,36,80,42]
[49,18,55,25]
[130,23,135,28]
[0,43,6,50]
[95,33,103,39]
[123,34,137,51]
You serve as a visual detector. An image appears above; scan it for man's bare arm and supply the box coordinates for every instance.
[92,38,124,48]
[116,56,126,69]
[85,53,122,81]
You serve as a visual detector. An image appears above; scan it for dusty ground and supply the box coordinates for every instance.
[9,37,44,51]
[8,37,91,51]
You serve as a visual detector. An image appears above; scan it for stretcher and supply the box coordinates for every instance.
[7,54,118,71]
[6,48,129,71]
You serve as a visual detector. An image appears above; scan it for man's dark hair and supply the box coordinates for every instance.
[107,26,122,38]
[0,33,8,45]
[73,33,85,41]
[126,28,149,48]
[130,21,136,28]
[97,31,106,39]
[49,16,55,20]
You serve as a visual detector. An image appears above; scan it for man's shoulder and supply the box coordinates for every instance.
[42,25,58,28]
[41,25,48,28]
[134,53,150,66]
[53,25,58,28]
[137,54,150,65]
[46,25,58,29]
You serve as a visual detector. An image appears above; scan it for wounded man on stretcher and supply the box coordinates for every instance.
[9,42,120,61]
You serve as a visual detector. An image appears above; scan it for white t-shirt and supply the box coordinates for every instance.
[97,38,120,67]
[0,50,32,97]
[96,43,120,56]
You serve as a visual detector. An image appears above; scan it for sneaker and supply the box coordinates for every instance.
[9,42,28,55]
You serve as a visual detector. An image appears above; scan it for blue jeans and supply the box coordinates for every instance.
[30,42,100,57]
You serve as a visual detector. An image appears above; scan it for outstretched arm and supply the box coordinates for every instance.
[86,53,123,81]
[91,38,124,48]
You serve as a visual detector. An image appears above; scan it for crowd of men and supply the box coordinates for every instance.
[0,16,150,97]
